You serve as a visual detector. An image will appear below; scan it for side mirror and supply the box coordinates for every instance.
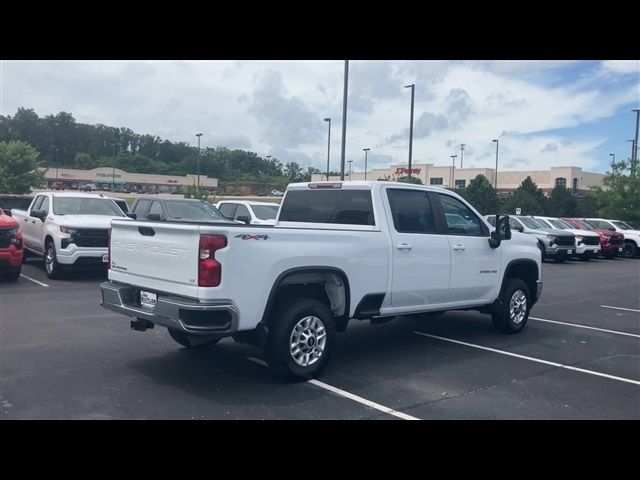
[146,213,163,221]
[237,215,251,225]
[609,227,616,231]
[126,212,137,219]
[514,225,524,233]
[30,210,47,221]
[489,214,512,248]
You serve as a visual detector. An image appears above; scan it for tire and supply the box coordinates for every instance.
[44,241,63,279]
[622,242,637,259]
[603,251,616,260]
[579,253,591,261]
[492,278,531,334]
[4,266,21,281]
[264,298,336,382]
[538,243,546,263]
[554,256,566,263]
[167,328,220,349]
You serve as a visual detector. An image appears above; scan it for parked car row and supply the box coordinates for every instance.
[484,214,638,261]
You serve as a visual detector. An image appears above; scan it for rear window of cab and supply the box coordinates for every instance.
[279,190,375,226]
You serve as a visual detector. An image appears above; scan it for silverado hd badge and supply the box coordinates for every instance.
[235,234,269,240]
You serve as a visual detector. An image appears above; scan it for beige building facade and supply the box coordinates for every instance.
[41,167,218,193]
[311,163,606,194]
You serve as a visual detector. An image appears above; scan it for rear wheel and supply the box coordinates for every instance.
[603,251,616,259]
[492,278,531,334]
[579,253,592,261]
[167,328,220,349]
[265,298,336,382]
[622,242,637,259]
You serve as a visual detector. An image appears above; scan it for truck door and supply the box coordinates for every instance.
[432,192,501,304]
[383,187,451,308]
[22,195,44,251]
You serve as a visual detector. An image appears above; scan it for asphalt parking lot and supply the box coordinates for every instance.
[1,256,638,419]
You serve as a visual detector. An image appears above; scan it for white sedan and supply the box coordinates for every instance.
[216,200,280,225]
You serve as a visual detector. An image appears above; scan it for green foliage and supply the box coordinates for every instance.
[0,141,45,194]
[504,176,546,215]
[546,186,579,217]
[577,192,602,217]
[397,175,423,184]
[458,174,499,214]
[591,158,640,224]
[181,184,209,200]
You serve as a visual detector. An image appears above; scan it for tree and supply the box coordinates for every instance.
[505,176,546,215]
[592,158,640,224]
[546,186,579,217]
[397,175,423,184]
[284,162,304,182]
[458,174,499,214]
[0,141,45,194]
[74,152,95,170]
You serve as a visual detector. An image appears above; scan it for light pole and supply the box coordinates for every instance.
[55,148,59,185]
[112,144,117,191]
[609,153,615,164]
[340,60,349,181]
[195,133,203,191]
[632,109,639,163]
[450,155,457,188]
[363,148,370,180]
[324,118,331,180]
[460,144,465,169]
[404,83,415,179]
[348,160,353,179]
[492,139,499,189]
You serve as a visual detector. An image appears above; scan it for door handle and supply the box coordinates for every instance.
[452,244,466,251]
[396,243,412,250]
[31,220,36,224]
[24,218,28,221]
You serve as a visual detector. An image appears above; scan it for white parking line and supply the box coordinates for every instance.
[246,357,419,420]
[529,317,640,339]
[600,305,640,314]
[19,274,49,287]
[414,332,640,386]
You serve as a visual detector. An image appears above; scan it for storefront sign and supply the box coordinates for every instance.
[395,167,421,175]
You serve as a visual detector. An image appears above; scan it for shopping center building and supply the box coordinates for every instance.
[41,167,218,193]
[311,163,606,194]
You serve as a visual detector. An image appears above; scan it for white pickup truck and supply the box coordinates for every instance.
[100,181,543,381]
[12,192,128,278]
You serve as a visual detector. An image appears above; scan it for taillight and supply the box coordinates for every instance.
[107,228,111,269]
[199,234,227,287]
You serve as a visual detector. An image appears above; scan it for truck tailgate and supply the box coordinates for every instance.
[109,220,201,297]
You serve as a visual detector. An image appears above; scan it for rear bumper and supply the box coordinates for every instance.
[99,281,239,336]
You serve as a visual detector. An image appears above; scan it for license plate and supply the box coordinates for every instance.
[102,254,109,263]
[567,250,572,254]
[618,247,623,252]
[140,291,157,308]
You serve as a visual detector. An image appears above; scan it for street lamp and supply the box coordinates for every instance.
[112,144,117,191]
[363,148,370,181]
[195,133,203,191]
[450,155,457,188]
[348,160,354,179]
[609,153,615,164]
[460,144,465,169]
[340,60,349,181]
[324,118,331,180]
[55,148,59,186]
[404,83,415,179]
[492,139,499,189]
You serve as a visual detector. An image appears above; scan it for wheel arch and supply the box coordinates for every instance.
[499,259,539,305]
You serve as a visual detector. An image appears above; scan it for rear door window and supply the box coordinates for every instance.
[218,203,238,219]
[386,189,436,234]
[133,199,152,216]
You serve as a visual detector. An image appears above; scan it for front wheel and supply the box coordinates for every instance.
[4,266,21,281]
[265,298,336,382]
[492,278,531,334]
[44,242,63,279]
[579,253,592,261]
[622,242,637,259]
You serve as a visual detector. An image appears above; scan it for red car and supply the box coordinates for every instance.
[52,182,64,190]
[0,209,24,281]
[562,217,625,259]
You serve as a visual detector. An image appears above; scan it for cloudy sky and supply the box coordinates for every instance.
[1,60,638,173]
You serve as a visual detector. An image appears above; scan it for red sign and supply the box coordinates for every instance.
[395,167,421,175]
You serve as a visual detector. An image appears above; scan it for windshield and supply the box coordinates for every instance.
[53,197,125,216]
[624,221,639,229]
[251,204,279,220]
[548,218,573,229]
[519,217,545,229]
[163,201,225,221]
[612,221,633,230]
[575,219,596,229]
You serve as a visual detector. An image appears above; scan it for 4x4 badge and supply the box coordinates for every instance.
[235,234,269,240]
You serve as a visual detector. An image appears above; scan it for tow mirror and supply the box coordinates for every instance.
[489,214,511,248]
